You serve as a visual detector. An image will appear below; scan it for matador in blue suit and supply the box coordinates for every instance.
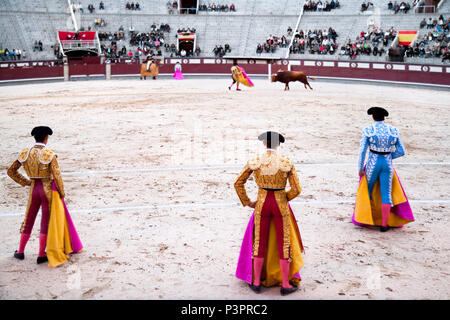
[357,107,406,232]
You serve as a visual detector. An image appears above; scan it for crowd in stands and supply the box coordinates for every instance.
[213,44,231,57]
[256,35,289,54]
[340,26,396,59]
[98,29,125,41]
[360,2,374,12]
[167,1,178,14]
[125,2,141,10]
[33,40,44,52]
[387,1,411,14]
[290,28,338,55]
[94,18,107,27]
[198,3,237,12]
[410,15,450,62]
[0,48,26,61]
[177,26,196,33]
[72,2,105,14]
[303,0,340,12]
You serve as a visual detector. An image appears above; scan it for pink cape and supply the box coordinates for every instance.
[235,210,301,285]
[351,170,415,228]
[173,69,184,80]
[240,67,254,86]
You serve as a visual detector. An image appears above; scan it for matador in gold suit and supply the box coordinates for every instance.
[7,126,65,264]
[234,131,304,296]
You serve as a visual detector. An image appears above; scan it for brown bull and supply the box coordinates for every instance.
[271,70,316,91]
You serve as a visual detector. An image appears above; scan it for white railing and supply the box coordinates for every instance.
[437,0,448,11]
[414,1,436,14]
[67,0,78,31]
[60,40,98,50]
[285,5,305,59]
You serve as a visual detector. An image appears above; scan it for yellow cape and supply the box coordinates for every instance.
[46,190,74,267]
[354,172,414,227]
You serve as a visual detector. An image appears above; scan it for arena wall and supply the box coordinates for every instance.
[1,58,449,86]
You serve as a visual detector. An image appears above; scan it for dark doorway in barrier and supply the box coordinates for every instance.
[178,39,194,57]
[179,0,197,14]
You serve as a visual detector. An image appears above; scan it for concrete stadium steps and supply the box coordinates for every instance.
[0,0,69,13]
[0,11,69,59]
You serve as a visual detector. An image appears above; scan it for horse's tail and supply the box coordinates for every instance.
[308,76,316,81]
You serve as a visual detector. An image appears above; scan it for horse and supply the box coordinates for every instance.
[271,70,316,90]
[140,59,159,80]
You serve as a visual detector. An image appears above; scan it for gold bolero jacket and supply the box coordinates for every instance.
[7,144,65,200]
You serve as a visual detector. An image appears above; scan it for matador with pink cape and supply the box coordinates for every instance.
[7,126,83,267]
[234,131,304,296]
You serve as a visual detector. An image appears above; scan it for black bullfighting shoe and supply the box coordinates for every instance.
[380,226,390,232]
[236,88,241,91]
[14,251,24,260]
[37,256,48,264]
[280,286,298,296]
[248,283,261,294]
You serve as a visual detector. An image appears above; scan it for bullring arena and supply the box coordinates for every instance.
[1,0,450,301]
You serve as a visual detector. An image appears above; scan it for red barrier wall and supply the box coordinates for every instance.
[1,58,449,86]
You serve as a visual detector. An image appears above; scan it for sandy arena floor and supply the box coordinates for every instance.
[0,78,449,299]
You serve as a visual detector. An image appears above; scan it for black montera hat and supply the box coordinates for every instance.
[31,126,53,137]
[258,131,285,144]
[367,107,389,118]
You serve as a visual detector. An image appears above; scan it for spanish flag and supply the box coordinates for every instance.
[398,31,417,46]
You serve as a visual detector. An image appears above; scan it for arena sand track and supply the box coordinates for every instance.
[0,79,449,299]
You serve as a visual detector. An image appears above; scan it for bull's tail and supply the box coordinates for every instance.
[308,76,316,81]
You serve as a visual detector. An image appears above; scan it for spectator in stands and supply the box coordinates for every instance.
[230,3,236,11]
[195,46,201,56]
[38,40,43,51]
[287,26,293,36]
[427,18,434,29]
[224,43,231,53]
[99,1,105,10]
[442,47,450,62]
[88,4,95,13]
[361,2,373,12]
[420,18,427,28]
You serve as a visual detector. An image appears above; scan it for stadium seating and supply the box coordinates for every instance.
[0,0,448,64]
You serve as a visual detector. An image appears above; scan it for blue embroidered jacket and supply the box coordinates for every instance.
[358,121,406,171]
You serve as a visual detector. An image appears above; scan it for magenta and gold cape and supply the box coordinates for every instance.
[352,170,415,228]
[235,205,304,287]
[46,182,83,267]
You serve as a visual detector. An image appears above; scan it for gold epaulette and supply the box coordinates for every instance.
[248,155,262,170]
[18,148,30,163]
[40,148,56,164]
[278,154,293,172]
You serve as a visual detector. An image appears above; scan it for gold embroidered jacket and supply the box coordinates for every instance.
[234,151,302,259]
[7,144,65,200]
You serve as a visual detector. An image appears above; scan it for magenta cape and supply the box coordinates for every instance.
[235,209,302,286]
[240,68,254,87]
[173,69,184,80]
[352,170,415,228]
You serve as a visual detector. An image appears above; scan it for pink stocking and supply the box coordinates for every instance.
[38,233,47,257]
[280,259,292,288]
[17,233,31,253]
[381,203,391,227]
[253,257,264,286]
